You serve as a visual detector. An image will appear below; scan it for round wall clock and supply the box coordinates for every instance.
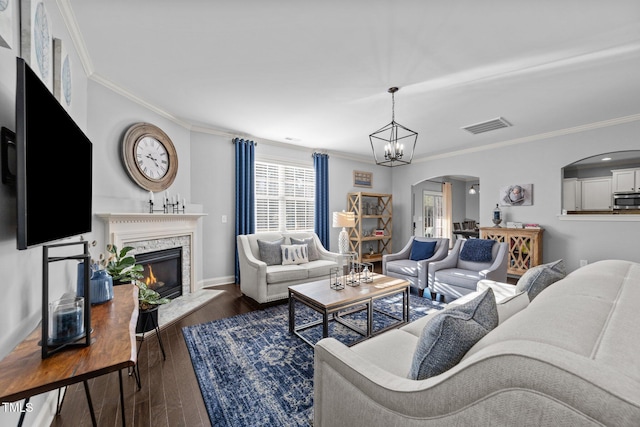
[121,122,178,192]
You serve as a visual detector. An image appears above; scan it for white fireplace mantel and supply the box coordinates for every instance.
[96,212,207,292]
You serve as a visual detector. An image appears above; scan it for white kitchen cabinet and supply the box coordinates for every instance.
[612,168,640,193]
[562,178,581,211]
[581,177,612,210]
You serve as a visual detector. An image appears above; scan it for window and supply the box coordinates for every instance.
[255,161,315,232]
[423,190,444,238]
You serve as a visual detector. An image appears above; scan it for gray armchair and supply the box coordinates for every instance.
[428,239,508,302]
[382,237,449,297]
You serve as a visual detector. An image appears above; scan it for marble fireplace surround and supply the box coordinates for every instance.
[96,213,206,295]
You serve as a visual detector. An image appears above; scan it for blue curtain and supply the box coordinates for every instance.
[313,153,329,248]
[235,138,255,284]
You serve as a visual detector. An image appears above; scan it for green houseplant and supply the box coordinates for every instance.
[103,244,171,332]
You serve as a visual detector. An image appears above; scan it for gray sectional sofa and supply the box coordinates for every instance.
[237,231,342,304]
[314,259,640,426]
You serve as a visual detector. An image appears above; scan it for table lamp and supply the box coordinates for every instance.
[333,211,355,254]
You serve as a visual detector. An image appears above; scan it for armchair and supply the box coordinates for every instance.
[382,237,449,297]
[428,239,508,302]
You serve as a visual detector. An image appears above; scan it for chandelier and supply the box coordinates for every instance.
[369,87,418,167]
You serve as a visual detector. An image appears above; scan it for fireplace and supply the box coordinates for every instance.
[136,247,183,300]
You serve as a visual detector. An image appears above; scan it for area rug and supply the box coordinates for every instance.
[182,293,445,426]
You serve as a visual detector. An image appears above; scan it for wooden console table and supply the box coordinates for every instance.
[480,227,544,276]
[0,284,138,427]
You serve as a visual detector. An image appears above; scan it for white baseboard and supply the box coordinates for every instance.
[200,275,235,289]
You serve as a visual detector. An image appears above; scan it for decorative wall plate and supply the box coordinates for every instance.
[53,38,72,108]
[21,0,52,89]
[121,122,178,192]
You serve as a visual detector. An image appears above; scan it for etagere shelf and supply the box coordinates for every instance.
[479,226,544,276]
[347,192,392,262]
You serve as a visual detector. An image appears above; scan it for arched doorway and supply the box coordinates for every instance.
[411,175,480,243]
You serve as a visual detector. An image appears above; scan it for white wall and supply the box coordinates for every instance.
[0,3,93,426]
[392,120,640,272]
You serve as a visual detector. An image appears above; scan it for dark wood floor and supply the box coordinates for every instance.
[51,284,259,427]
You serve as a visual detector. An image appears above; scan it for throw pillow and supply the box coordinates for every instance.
[410,240,437,261]
[408,288,498,380]
[459,239,495,263]
[290,237,319,261]
[515,259,566,301]
[281,244,309,265]
[257,238,285,266]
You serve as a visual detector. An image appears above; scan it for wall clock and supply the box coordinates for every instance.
[121,122,178,192]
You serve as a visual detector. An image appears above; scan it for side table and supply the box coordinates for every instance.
[0,285,138,427]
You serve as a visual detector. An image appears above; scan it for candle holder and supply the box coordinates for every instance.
[329,267,344,290]
[148,198,186,214]
[360,262,374,283]
[346,253,361,287]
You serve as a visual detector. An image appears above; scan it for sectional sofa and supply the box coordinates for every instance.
[314,259,640,426]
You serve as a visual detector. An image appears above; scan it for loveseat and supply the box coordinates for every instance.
[237,232,342,304]
[314,259,640,426]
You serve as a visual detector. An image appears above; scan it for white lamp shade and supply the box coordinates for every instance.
[332,211,355,228]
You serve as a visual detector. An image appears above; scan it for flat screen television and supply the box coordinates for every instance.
[15,57,92,250]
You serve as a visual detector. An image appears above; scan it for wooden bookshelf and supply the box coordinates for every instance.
[347,192,392,262]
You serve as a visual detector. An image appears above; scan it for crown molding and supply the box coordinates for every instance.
[412,113,640,164]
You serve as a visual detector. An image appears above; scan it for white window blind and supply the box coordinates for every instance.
[255,161,315,232]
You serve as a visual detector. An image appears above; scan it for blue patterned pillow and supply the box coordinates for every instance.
[281,244,309,265]
[408,288,498,380]
[257,238,285,266]
[515,259,566,301]
[410,240,437,261]
[290,237,319,261]
[459,239,495,262]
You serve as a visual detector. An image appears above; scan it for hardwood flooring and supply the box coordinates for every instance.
[50,284,259,427]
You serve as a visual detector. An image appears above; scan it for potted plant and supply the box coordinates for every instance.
[103,244,171,333]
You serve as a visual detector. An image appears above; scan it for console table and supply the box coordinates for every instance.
[0,284,138,427]
[479,227,544,276]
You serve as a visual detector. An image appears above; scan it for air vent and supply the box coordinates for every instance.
[462,117,511,135]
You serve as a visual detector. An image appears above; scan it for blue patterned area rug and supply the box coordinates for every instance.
[182,293,445,427]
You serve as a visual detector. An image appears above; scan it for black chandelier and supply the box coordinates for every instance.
[369,87,418,167]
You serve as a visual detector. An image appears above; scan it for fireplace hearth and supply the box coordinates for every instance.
[136,247,183,300]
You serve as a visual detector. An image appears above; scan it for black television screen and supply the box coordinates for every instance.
[16,57,92,250]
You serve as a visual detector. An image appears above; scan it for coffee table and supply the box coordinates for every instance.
[288,273,410,347]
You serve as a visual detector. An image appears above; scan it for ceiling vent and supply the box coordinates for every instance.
[462,117,511,135]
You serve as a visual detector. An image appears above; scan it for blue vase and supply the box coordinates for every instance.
[90,269,114,304]
[77,263,113,304]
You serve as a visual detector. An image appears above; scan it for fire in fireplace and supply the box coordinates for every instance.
[136,247,183,300]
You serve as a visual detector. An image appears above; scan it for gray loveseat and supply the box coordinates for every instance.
[314,259,640,426]
[237,232,342,304]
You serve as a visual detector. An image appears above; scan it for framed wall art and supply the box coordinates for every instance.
[21,0,52,89]
[499,183,533,206]
[53,38,72,108]
[353,170,372,188]
[0,0,13,49]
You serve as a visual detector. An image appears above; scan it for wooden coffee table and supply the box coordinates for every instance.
[288,273,410,347]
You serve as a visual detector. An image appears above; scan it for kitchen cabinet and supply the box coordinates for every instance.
[562,178,582,211]
[612,168,640,193]
[580,177,612,210]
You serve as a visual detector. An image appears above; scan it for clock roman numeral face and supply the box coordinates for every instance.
[136,136,169,179]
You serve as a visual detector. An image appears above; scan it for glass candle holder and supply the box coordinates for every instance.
[329,267,344,290]
[49,297,85,344]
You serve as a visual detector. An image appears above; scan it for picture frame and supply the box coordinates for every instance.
[53,38,72,108]
[353,170,372,188]
[21,0,52,89]
[499,183,533,206]
[0,0,13,49]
